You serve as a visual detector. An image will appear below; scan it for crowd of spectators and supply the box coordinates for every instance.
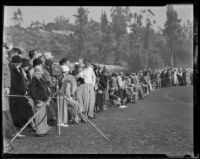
[2,44,193,152]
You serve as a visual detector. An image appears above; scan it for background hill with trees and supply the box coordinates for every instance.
[4,6,193,72]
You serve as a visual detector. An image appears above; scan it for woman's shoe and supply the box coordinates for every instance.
[59,123,69,127]
[88,115,95,119]
[35,133,49,137]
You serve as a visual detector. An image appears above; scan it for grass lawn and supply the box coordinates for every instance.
[6,86,193,156]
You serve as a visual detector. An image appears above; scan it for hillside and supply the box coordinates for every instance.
[4,26,73,61]
[3,26,128,72]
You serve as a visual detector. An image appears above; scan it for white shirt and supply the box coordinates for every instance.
[79,66,96,86]
[117,76,124,88]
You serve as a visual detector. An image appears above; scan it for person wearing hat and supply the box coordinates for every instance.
[7,47,23,61]
[72,62,83,76]
[9,55,34,128]
[44,59,54,74]
[58,65,82,125]
[33,57,57,126]
[98,66,110,111]
[29,66,52,137]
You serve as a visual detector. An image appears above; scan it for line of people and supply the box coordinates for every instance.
[2,44,193,152]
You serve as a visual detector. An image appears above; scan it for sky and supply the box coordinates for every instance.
[4,5,193,31]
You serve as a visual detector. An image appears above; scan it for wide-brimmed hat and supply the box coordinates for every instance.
[44,52,54,59]
[74,62,84,68]
[61,65,69,73]
[33,58,43,67]
[11,55,22,64]
[21,58,31,67]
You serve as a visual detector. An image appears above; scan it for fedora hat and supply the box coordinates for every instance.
[44,52,54,59]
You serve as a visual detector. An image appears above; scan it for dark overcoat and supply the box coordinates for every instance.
[9,66,34,128]
[29,76,50,105]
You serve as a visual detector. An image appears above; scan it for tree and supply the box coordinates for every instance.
[54,16,70,30]
[141,9,156,70]
[99,11,114,63]
[11,8,23,27]
[101,11,109,33]
[73,7,89,59]
[111,7,132,64]
[163,5,182,68]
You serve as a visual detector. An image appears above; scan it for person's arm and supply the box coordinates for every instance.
[3,62,11,95]
[29,79,39,105]
[92,69,96,87]
[65,83,71,98]
[71,77,77,96]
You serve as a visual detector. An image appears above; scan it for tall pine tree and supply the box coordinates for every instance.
[163,5,182,68]
[73,7,89,59]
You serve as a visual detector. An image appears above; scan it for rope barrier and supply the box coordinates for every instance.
[6,91,59,149]
[63,95,109,141]
[4,94,57,99]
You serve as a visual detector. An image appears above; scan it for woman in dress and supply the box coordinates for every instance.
[29,66,51,137]
[9,55,34,128]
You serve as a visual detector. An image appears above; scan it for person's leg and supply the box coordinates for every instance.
[118,88,124,101]
[139,86,144,99]
[102,90,107,110]
[47,100,57,125]
[95,91,102,111]
[58,96,63,125]
[88,84,95,118]
[4,110,18,136]
[82,84,89,118]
